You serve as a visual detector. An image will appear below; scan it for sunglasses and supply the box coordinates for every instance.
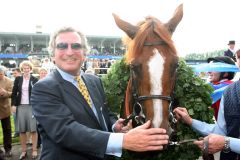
[56,43,83,51]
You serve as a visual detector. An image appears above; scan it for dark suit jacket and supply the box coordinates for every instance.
[224,49,236,61]
[12,75,38,106]
[31,69,117,160]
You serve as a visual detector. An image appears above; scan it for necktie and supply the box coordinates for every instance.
[75,76,91,107]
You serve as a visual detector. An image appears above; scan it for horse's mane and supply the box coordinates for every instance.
[123,16,177,63]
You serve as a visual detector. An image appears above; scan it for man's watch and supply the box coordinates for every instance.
[223,136,231,153]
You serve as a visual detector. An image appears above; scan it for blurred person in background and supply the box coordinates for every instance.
[0,66,13,158]
[11,68,22,138]
[11,61,38,160]
[224,40,236,61]
[92,58,100,75]
[233,49,240,81]
[36,67,49,149]
[207,56,235,120]
[41,58,55,73]
[38,68,48,79]
[11,68,21,80]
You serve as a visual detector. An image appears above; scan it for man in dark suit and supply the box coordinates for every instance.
[31,26,169,160]
[224,40,236,61]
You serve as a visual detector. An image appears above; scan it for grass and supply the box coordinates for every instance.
[0,116,19,145]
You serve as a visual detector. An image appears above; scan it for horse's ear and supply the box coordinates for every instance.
[112,13,139,39]
[165,4,183,34]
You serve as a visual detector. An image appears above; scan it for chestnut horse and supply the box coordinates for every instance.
[113,4,183,136]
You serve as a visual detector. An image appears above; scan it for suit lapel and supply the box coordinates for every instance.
[82,75,108,131]
[19,76,23,89]
[53,70,99,124]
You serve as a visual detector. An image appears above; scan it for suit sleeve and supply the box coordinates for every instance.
[11,77,19,106]
[31,80,111,159]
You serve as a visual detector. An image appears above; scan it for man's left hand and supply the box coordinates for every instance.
[114,118,132,133]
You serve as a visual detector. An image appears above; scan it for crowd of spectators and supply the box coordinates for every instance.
[1,44,125,56]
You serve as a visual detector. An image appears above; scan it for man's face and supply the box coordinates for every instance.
[12,70,21,78]
[0,71,4,80]
[208,71,221,83]
[53,32,85,76]
[229,44,235,50]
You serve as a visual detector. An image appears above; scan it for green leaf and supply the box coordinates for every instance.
[188,108,194,115]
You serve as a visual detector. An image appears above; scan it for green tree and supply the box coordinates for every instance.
[185,49,225,60]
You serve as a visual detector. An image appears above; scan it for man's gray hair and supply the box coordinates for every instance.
[0,66,6,73]
[48,26,89,56]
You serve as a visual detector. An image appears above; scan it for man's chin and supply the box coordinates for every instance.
[62,66,80,74]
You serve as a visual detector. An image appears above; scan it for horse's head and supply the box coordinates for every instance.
[113,4,183,134]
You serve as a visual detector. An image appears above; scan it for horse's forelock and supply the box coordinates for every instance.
[126,19,155,63]
[153,18,177,55]
[125,17,177,64]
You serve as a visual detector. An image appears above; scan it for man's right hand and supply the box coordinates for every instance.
[11,106,16,113]
[173,107,193,125]
[122,120,169,152]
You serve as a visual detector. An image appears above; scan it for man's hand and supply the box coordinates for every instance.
[11,106,16,113]
[194,134,225,154]
[113,118,132,133]
[173,107,193,125]
[122,120,169,152]
[0,88,6,97]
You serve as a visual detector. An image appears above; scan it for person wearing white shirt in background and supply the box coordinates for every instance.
[174,82,240,160]
[41,58,55,73]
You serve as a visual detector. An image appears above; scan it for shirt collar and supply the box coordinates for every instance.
[56,67,76,84]
[229,48,235,53]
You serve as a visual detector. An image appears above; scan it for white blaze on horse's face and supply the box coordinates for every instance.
[148,48,165,128]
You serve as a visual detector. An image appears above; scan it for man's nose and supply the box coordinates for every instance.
[65,47,74,55]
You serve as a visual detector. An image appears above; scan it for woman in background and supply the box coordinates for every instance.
[38,68,48,79]
[36,67,48,149]
[11,61,38,159]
